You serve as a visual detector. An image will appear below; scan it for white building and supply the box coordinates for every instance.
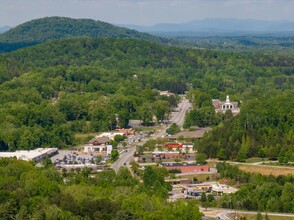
[97,132,125,140]
[182,143,195,153]
[0,148,58,162]
[84,136,112,155]
[212,95,240,115]
[84,145,113,155]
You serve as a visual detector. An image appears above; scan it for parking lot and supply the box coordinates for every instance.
[50,150,109,166]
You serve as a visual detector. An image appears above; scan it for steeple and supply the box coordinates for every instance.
[226,95,230,103]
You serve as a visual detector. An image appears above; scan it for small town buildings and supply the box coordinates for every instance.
[0,148,58,162]
[165,143,183,151]
[162,163,210,173]
[97,132,124,140]
[115,128,135,136]
[182,143,194,153]
[212,95,240,115]
[97,129,134,140]
[165,178,192,185]
[211,183,238,195]
[152,151,188,159]
[165,142,195,153]
[84,137,112,155]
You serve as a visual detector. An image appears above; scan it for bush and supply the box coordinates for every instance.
[168,169,181,173]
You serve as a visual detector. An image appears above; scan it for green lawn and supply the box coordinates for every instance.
[245,157,268,163]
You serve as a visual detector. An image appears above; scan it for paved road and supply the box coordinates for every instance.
[170,96,191,128]
[112,147,137,173]
[152,96,192,139]
[112,96,191,173]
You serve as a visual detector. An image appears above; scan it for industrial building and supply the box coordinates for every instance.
[0,148,58,162]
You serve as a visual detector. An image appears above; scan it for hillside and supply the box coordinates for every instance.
[0,17,169,53]
[0,38,293,159]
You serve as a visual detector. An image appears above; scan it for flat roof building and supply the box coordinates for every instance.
[0,148,58,162]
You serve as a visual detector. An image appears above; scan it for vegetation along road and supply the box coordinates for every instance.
[112,96,191,173]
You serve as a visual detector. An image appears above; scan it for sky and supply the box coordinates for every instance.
[1,0,294,27]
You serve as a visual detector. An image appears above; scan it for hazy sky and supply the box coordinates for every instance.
[1,0,294,27]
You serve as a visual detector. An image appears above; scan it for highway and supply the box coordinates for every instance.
[152,96,192,139]
[112,147,137,173]
[112,96,192,173]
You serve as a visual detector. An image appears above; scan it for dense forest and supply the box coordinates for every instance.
[172,35,294,57]
[0,158,202,219]
[193,90,294,162]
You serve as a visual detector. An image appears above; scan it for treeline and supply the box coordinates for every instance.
[0,158,202,220]
[194,90,293,162]
[0,38,293,151]
[175,35,294,57]
[217,162,294,213]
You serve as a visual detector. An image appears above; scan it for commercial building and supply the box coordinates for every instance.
[84,136,112,155]
[162,163,210,173]
[165,142,195,153]
[152,151,188,160]
[0,148,58,162]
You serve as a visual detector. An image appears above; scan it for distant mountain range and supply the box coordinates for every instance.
[0,26,11,34]
[0,17,167,44]
[119,18,294,36]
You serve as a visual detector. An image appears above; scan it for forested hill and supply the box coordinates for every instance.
[0,37,293,157]
[0,17,169,53]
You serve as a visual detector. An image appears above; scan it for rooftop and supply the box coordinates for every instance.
[88,136,110,145]
[162,163,207,167]
[0,148,58,161]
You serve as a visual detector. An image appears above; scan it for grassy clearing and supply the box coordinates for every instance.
[245,157,269,163]
[74,133,97,138]
[236,164,294,176]
[74,133,96,146]
[241,213,294,220]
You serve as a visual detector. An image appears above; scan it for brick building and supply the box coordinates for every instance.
[162,163,210,173]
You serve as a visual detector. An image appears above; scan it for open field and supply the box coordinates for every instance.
[241,213,294,220]
[236,164,294,176]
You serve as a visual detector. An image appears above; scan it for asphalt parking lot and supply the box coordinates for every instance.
[51,150,109,166]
